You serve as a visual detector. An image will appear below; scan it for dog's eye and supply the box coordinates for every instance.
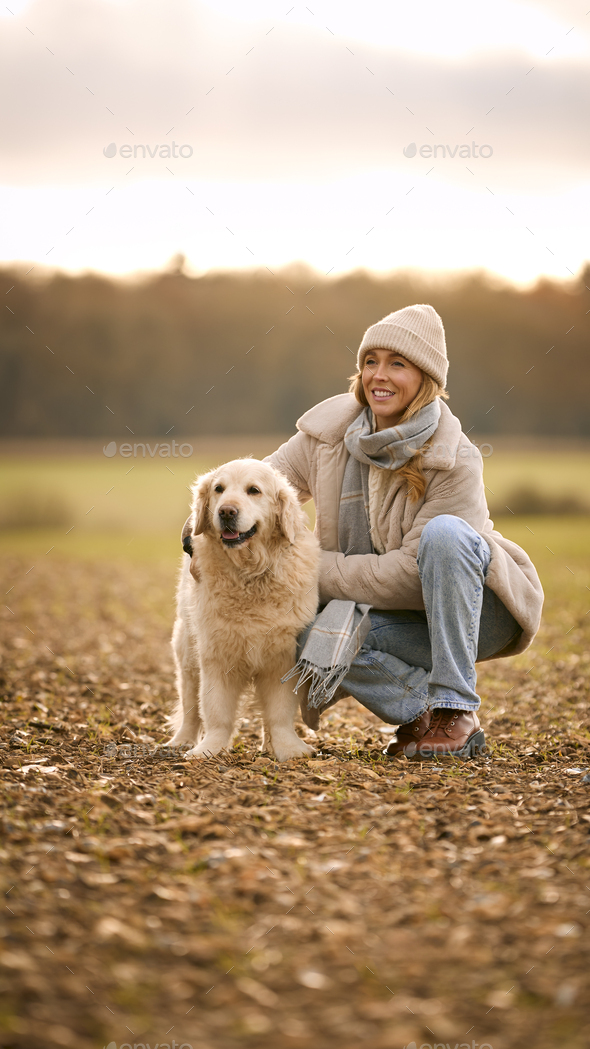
[214,484,224,493]
[247,486,261,495]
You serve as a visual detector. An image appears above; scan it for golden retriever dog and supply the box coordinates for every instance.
[168,459,319,761]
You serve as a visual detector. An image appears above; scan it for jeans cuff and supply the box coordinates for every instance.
[428,698,480,711]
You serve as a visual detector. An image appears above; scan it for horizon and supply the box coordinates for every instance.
[3,255,590,293]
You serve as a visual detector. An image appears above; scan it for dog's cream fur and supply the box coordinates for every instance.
[169,459,319,761]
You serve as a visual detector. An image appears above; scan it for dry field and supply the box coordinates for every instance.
[0,516,589,1049]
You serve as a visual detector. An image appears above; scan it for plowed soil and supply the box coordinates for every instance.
[1,536,589,1049]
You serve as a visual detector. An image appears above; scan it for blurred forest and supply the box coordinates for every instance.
[1,257,589,437]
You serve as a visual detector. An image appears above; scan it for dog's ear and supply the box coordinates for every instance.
[276,479,300,544]
[191,471,214,535]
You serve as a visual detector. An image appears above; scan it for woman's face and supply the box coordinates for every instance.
[361,348,423,430]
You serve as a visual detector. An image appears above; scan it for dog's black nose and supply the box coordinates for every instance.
[218,504,238,522]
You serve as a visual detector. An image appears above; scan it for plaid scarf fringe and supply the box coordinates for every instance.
[281,600,372,708]
[281,659,350,708]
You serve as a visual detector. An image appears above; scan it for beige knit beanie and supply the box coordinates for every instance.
[357,304,448,388]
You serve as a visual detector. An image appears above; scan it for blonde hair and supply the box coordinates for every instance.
[348,367,449,502]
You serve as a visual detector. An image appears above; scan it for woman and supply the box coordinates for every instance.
[266,304,544,758]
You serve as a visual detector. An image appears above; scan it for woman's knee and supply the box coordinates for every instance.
[418,514,487,566]
[420,513,469,549]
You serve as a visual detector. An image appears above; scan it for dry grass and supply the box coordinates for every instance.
[0,519,589,1049]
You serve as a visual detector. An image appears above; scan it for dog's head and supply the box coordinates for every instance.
[191,459,302,553]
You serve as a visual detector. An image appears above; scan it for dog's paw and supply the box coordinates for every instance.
[167,733,199,747]
[185,735,229,759]
[270,735,315,762]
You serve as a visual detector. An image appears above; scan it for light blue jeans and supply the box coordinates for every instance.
[306,515,521,727]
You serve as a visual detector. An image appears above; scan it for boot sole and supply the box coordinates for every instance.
[386,728,486,760]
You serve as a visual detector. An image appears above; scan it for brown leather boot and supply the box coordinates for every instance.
[382,709,432,757]
[384,708,485,759]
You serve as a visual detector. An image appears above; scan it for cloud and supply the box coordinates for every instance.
[200,0,590,59]
[0,0,589,190]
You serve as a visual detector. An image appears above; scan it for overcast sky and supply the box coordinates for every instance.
[1,0,589,283]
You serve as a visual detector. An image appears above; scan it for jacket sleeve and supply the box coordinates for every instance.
[318,459,490,609]
[264,431,315,503]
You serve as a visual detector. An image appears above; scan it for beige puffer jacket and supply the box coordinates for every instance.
[266,393,544,659]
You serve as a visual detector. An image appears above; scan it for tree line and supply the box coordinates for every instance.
[1,258,588,437]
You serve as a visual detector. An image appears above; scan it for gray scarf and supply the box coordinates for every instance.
[339,397,441,555]
[283,399,441,708]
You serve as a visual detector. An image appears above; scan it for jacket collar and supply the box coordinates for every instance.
[297,393,462,470]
